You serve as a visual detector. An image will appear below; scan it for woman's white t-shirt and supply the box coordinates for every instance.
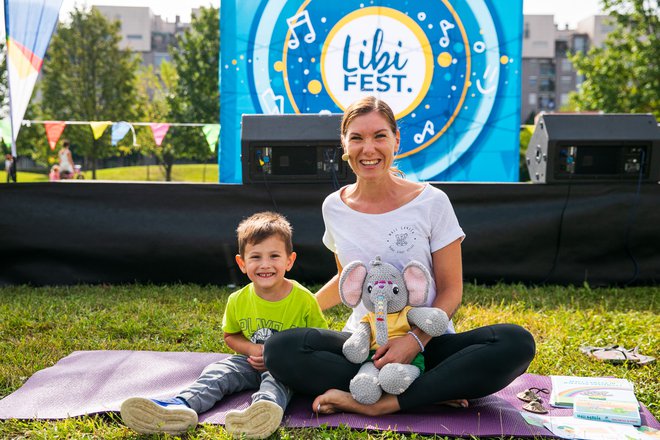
[322,184,465,333]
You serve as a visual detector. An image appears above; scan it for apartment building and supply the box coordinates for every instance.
[93,5,193,67]
[521,15,613,123]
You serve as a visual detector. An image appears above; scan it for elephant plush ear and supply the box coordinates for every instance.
[339,261,367,308]
[402,261,432,306]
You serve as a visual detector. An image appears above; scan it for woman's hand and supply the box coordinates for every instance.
[371,334,421,369]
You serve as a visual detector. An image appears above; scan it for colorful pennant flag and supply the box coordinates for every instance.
[44,121,67,150]
[4,0,64,156]
[90,121,112,140]
[149,123,170,146]
[111,121,137,146]
[202,124,220,152]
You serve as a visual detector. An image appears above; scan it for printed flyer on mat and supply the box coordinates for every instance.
[219,0,522,183]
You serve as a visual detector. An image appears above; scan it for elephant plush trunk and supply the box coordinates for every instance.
[374,294,389,347]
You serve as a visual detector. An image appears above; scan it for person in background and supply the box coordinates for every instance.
[49,164,61,182]
[120,211,327,438]
[58,140,74,179]
[5,154,17,183]
[264,96,536,416]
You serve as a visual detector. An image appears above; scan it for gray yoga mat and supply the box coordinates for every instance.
[1,351,658,437]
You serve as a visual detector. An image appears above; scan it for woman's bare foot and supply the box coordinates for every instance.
[312,389,400,416]
[438,399,469,408]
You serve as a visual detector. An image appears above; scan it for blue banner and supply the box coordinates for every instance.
[220,0,522,183]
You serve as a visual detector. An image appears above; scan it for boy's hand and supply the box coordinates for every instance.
[247,344,267,372]
[247,354,267,372]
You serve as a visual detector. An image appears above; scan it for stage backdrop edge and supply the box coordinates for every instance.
[1,182,658,286]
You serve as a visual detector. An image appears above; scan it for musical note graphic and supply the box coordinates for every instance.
[286,10,316,50]
[261,88,284,114]
[473,41,486,53]
[438,20,455,48]
[476,64,497,94]
[413,120,435,144]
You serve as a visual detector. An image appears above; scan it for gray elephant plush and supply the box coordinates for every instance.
[339,256,449,405]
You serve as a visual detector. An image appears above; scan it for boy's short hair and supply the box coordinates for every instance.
[236,211,293,257]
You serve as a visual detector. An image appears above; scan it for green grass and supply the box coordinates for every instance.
[1,164,219,183]
[0,283,658,439]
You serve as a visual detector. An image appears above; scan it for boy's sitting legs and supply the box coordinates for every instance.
[120,396,198,435]
[225,399,283,439]
[224,371,290,439]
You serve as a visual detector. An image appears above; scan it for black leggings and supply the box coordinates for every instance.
[264,324,535,411]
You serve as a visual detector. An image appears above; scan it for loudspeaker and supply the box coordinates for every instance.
[526,113,660,183]
[241,114,354,184]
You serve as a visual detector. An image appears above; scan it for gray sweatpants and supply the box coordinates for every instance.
[177,354,292,414]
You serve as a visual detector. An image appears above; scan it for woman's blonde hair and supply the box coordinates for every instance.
[340,96,404,177]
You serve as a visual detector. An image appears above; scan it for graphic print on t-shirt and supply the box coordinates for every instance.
[251,327,277,344]
[386,225,418,254]
[239,317,285,343]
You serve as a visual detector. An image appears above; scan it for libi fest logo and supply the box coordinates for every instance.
[245,0,514,180]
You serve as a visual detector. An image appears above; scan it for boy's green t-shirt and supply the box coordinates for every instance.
[222,280,327,343]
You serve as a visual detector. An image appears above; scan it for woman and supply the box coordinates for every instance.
[264,96,535,416]
[58,140,74,179]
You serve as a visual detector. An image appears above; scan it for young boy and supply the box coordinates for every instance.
[120,212,327,438]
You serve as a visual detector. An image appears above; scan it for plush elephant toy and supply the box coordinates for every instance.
[339,256,449,405]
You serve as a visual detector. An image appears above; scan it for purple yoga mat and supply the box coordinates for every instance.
[0,351,658,437]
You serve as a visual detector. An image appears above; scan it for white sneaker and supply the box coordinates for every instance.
[224,400,284,439]
[120,397,198,434]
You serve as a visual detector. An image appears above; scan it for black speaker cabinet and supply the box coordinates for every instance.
[526,113,660,183]
[241,114,354,184]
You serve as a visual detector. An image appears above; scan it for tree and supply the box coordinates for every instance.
[133,61,180,181]
[40,6,142,178]
[165,6,220,179]
[568,0,659,118]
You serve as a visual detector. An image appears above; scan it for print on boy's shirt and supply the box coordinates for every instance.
[386,226,418,253]
[239,317,284,343]
[251,327,277,344]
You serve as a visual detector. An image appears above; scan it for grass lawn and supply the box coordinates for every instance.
[1,164,219,184]
[0,283,658,439]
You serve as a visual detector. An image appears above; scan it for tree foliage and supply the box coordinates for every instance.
[40,6,141,178]
[568,0,659,118]
[165,6,220,176]
[134,61,181,181]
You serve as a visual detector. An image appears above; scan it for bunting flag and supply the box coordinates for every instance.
[4,0,64,156]
[201,124,220,152]
[44,121,67,150]
[111,121,138,146]
[149,123,170,146]
[90,121,112,140]
[0,118,11,146]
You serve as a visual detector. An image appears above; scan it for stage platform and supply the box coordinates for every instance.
[1,181,658,286]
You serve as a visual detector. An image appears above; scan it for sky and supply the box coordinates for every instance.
[56,0,603,28]
[0,0,605,35]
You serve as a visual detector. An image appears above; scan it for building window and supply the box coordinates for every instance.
[560,93,570,106]
[572,35,588,53]
[529,93,537,106]
[560,75,573,86]
[539,60,555,76]
[127,34,143,40]
[524,22,530,39]
[540,78,555,92]
[561,58,572,73]
[529,75,538,87]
